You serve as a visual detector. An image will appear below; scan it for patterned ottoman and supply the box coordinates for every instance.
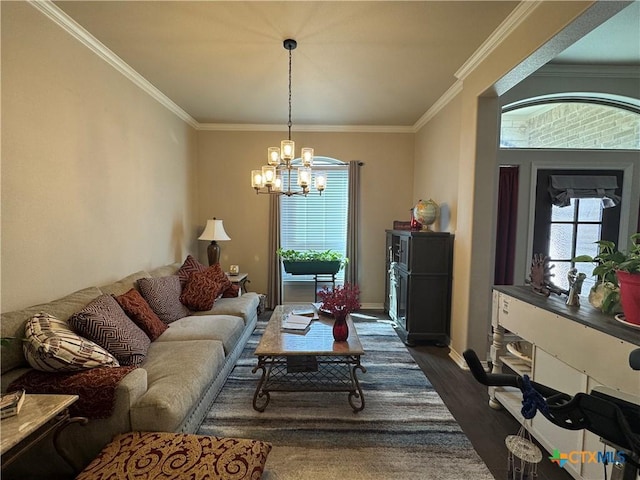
[76,431,272,480]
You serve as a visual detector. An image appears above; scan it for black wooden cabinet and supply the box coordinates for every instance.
[385,230,454,345]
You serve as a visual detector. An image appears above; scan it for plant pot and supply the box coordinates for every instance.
[616,270,640,325]
[282,260,341,275]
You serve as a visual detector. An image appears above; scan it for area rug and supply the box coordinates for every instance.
[198,315,495,480]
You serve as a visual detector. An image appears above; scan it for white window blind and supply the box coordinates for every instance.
[280,164,348,282]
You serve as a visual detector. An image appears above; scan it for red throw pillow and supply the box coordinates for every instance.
[176,254,207,286]
[208,263,232,291]
[115,289,168,341]
[180,267,226,311]
[222,284,240,298]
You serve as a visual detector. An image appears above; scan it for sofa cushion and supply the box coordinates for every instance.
[176,254,207,286]
[1,287,102,374]
[192,293,260,326]
[23,312,119,372]
[99,271,151,297]
[148,262,180,278]
[69,294,150,366]
[137,275,190,324]
[115,289,167,341]
[179,267,227,311]
[156,315,244,355]
[131,339,225,432]
[76,432,272,480]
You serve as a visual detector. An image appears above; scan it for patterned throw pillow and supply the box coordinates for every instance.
[209,263,233,291]
[180,267,227,311]
[115,289,168,341]
[137,275,191,324]
[177,255,207,286]
[23,312,120,372]
[68,294,150,366]
[222,284,240,298]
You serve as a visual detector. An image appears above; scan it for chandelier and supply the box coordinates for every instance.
[251,39,326,197]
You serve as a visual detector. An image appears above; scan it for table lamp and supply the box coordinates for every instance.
[198,218,230,266]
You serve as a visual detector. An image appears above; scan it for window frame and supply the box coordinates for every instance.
[532,168,623,289]
[279,159,349,284]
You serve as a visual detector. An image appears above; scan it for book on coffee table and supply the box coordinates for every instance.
[281,314,312,333]
[1,390,25,419]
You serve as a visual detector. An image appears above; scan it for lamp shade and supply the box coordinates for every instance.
[198,218,231,242]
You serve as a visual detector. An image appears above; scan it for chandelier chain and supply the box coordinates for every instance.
[251,38,325,197]
[288,46,292,140]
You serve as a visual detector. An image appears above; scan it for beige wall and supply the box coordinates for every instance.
[1,2,198,312]
[413,1,599,358]
[197,130,414,305]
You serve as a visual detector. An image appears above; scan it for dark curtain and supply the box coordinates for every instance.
[494,166,519,285]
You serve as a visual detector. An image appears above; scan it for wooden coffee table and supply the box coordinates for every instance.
[252,305,366,412]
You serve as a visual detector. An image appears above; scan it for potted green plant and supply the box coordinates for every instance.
[276,249,348,275]
[573,233,640,323]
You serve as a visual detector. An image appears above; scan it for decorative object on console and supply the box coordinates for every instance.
[317,283,360,342]
[526,253,565,297]
[250,39,326,197]
[230,264,239,275]
[412,199,439,231]
[198,218,231,266]
[565,267,586,307]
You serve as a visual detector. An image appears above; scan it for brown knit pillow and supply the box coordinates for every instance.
[222,284,240,298]
[179,267,226,311]
[115,289,168,341]
[209,263,233,291]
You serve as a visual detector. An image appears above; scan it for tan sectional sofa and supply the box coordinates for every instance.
[1,262,260,479]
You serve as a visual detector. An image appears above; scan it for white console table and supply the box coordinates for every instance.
[490,286,639,480]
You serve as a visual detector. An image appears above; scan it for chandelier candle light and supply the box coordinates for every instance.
[251,39,327,197]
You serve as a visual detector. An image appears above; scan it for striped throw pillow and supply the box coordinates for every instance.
[23,312,119,372]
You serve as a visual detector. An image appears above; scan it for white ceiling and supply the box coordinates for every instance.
[52,1,640,128]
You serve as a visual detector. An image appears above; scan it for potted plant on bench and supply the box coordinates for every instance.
[276,249,347,275]
[573,233,640,324]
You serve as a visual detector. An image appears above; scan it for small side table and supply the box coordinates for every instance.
[226,272,249,294]
[1,394,88,473]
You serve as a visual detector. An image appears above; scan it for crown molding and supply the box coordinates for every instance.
[196,123,414,134]
[455,1,542,81]
[413,81,463,132]
[29,0,199,129]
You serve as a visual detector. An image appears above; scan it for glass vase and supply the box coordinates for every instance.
[332,311,349,342]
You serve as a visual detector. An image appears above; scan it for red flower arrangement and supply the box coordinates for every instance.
[317,283,361,316]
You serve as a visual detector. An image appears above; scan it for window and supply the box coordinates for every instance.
[532,169,622,291]
[501,98,640,150]
[280,158,348,283]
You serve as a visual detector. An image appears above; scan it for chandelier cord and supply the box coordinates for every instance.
[287,46,292,141]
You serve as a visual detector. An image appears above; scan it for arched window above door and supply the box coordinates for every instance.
[500,95,640,150]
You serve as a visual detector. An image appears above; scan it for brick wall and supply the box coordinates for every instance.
[501,103,640,149]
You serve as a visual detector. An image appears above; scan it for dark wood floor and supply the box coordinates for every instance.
[406,342,573,480]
